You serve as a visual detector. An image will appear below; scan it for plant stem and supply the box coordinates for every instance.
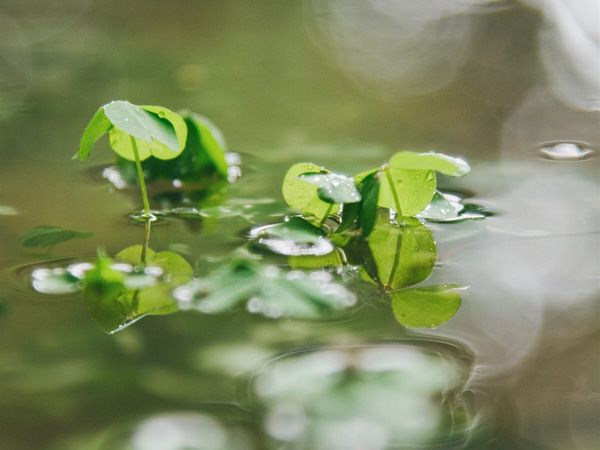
[384,166,402,217]
[130,136,151,218]
[319,203,335,227]
[141,219,152,265]
[386,231,403,291]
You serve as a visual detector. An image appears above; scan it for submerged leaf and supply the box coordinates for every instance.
[288,250,344,269]
[174,260,356,319]
[299,172,361,204]
[391,284,464,328]
[389,151,470,177]
[282,163,340,221]
[83,254,130,333]
[20,226,93,248]
[359,213,436,290]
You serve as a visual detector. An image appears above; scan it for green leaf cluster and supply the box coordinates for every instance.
[173,259,356,319]
[283,211,465,329]
[82,246,192,333]
[78,101,229,181]
[281,151,470,236]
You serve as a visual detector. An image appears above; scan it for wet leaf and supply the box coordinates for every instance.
[359,213,436,290]
[183,111,229,177]
[80,247,192,333]
[389,151,470,177]
[337,169,378,234]
[108,104,187,161]
[391,284,464,328]
[77,100,186,161]
[378,167,436,217]
[20,225,93,248]
[288,249,344,269]
[123,111,231,183]
[418,192,463,221]
[356,170,380,237]
[115,245,193,316]
[174,260,356,319]
[282,163,340,221]
[418,192,488,223]
[299,172,361,204]
[249,217,335,256]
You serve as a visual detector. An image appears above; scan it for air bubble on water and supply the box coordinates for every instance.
[310,271,332,282]
[68,262,93,279]
[102,166,128,190]
[263,266,280,279]
[286,270,305,280]
[265,303,283,318]
[536,141,595,161]
[31,268,80,295]
[247,296,263,313]
[173,284,194,308]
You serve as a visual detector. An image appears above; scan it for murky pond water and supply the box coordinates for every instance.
[0,1,598,449]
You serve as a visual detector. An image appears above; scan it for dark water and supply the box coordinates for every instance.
[0,1,598,449]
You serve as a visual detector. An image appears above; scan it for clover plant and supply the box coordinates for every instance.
[281,151,472,237]
[77,100,231,219]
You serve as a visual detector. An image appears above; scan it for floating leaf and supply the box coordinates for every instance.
[282,163,340,221]
[114,245,193,316]
[359,213,436,290]
[288,249,344,270]
[418,192,463,221]
[299,172,361,204]
[72,247,193,333]
[418,192,488,223]
[378,167,436,217]
[249,217,335,256]
[174,260,356,319]
[389,151,470,177]
[20,226,93,248]
[391,284,464,328]
[77,100,186,162]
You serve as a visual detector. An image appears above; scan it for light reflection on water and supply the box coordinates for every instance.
[252,341,478,449]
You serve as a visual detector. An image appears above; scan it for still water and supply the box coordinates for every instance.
[0,1,598,449]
